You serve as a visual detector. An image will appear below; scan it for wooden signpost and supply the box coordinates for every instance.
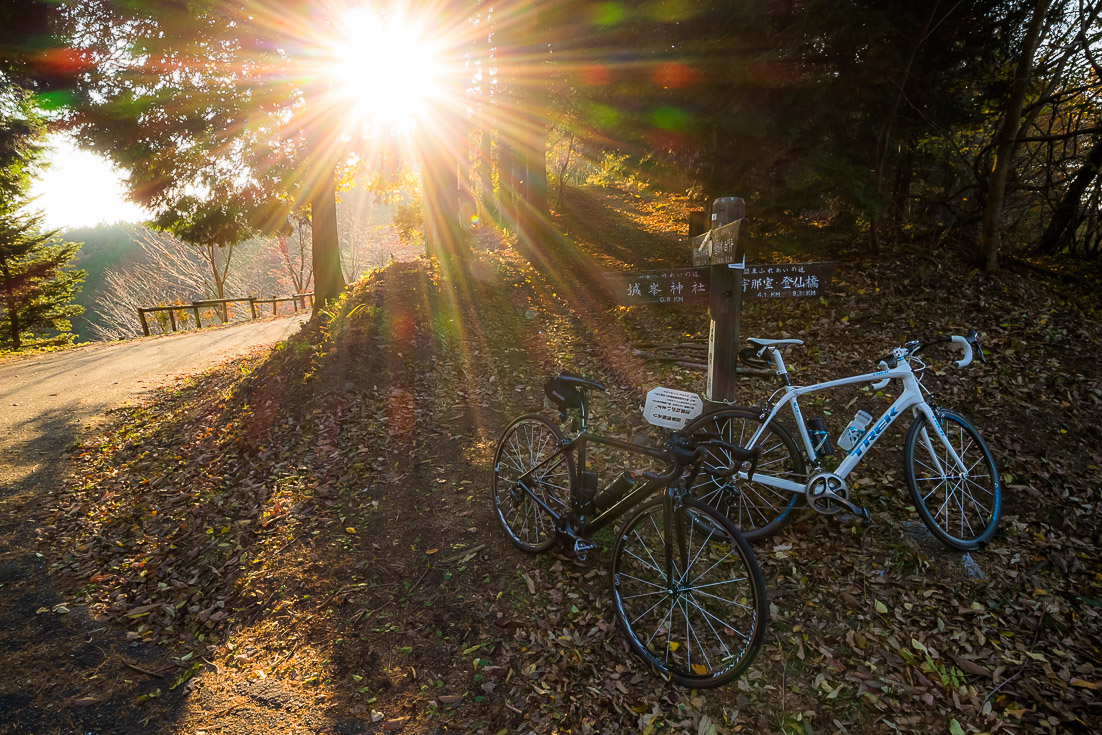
[605,197,839,405]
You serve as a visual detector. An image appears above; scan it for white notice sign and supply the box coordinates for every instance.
[644,387,704,429]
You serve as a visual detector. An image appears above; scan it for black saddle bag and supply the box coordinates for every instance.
[544,375,583,410]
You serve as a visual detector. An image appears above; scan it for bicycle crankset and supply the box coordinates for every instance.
[805,473,869,521]
[557,521,598,561]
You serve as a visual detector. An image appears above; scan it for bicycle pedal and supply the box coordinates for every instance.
[573,538,598,561]
[834,503,871,525]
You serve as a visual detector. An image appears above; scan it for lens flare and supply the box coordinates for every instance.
[328,9,443,131]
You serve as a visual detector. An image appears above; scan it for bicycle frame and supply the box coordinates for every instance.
[738,350,969,495]
[507,422,675,538]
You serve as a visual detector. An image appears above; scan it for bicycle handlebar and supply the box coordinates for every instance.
[949,335,973,368]
[698,440,760,481]
[640,438,760,484]
[872,330,986,379]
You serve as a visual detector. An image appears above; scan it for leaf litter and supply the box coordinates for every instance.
[32,185,1102,733]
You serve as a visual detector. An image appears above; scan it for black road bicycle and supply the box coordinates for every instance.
[491,373,768,688]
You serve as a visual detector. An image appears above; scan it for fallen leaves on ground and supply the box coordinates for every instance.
[33,184,1102,734]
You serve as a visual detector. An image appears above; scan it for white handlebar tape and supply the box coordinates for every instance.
[950,335,973,368]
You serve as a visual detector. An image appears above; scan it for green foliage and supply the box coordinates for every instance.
[0,86,85,351]
[585,152,636,189]
[393,199,423,246]
[0,209,86,351]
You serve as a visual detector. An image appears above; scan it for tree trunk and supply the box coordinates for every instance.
[6,294,19,351]
[516,115,551,252]
[301,93,346,311]
[870,4,937,254]
[476,11,495,218]
[980,0,1051,273]
[891,143,915,225]
[310,162,345,310]
[496,126,521,234]
[1036,133,1102,255]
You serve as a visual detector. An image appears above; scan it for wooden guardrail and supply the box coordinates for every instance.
[136,292,314,337]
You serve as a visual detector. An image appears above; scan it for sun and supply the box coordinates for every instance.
[328,8,445,132]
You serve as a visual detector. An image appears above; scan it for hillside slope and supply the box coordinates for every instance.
[32,186,1102,734]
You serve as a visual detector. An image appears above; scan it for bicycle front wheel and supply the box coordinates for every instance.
[684,408,805,541]
[904,409,1001,551]
[610,497,768,688]
[491,414,575,553]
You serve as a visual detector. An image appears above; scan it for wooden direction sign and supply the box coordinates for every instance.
[744,261,839,299]
[605,195,841,406]
[691,219,746,267]
[605,267,710,306]
[607,261,838,305]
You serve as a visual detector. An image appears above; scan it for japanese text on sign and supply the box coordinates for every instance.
[605,268,709,306]
[743,261,838,300]
[607,261,838,305]
[644,387,704,429]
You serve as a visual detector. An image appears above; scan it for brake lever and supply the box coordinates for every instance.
[966,329,987,363]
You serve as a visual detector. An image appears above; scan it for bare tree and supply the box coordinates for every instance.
[337,187,405,282]
[273,215,313,295]
[88,228,285,340]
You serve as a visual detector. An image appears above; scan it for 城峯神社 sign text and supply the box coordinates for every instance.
[607,262,838,306]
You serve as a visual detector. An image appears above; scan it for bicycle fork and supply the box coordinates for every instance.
[914,406,969,477]
[663,487,689,595]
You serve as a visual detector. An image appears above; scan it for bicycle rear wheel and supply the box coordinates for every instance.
[904,409,1000,551]
[491,414,575,552]
[610,497,768,688]
[684,408,805,541]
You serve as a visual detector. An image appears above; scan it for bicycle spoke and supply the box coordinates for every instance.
[618,572,667,590]
[623,547,664,578]
[682,597,693,674]
[622,589,670,601]
[689,586,755,611]
[643,596,677,646]
[679,512,713,584]
[687,548,740,589]
[687,592,734,663]
[683,598,714,675]
[682,593,751,642]
[632,527,665,578]
[631,593,670,628]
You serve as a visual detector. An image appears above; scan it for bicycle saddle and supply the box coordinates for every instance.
[747,337,804,348]
[554,373,606,391]
[545,372,605,411]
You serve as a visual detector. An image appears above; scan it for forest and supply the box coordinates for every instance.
[5,0,1101,317]
[1,1,1101,734]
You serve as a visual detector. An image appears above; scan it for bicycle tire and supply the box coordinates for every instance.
[610,497,768,688]
[904,409,1001,551]
[683,407,805,541]
[491,414,575,553]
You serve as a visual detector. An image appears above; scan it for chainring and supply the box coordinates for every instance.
[805,472,850,516]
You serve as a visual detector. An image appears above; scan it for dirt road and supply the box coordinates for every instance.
[0,316,305,734]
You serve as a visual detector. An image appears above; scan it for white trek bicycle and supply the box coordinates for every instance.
[685,330,1001,551]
